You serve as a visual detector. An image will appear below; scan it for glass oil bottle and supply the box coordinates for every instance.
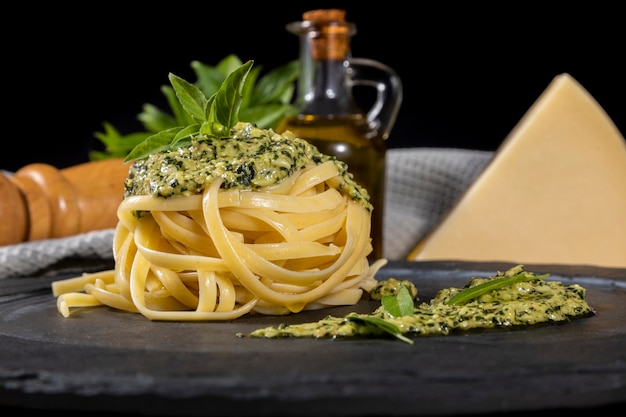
[276,9,403,261]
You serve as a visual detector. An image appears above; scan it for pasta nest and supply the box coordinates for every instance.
[53,161,382,321]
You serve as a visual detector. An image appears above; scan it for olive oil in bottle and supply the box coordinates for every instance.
[277,9,402,261]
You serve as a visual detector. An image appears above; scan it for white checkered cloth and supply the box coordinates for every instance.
[0,148,493,279]
[383,148,492,259]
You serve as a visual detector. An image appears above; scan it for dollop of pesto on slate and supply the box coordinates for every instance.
[124,122,371,210]
[245,269,595,339]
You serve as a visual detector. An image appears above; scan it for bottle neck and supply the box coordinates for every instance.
[297,57,361,116]
[290,15,362,117]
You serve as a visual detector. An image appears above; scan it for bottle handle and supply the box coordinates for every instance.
[347,57,403,140]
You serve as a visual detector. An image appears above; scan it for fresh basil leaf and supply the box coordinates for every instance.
[169,73,208,122]
[347,315,413,345]
[396,286,415,315]
[171,124,201,146]
[104,132,150,154]
[240,66,261,111]
[192,58,231,96]
[213,60,253,128]
[381,294,401,317]
[124,127,183,162]
[160,85,195,128]
[137,103,177,133]
[250,60,299,106]
[200,94,221,136]
[446,266,550,305]
[381,285,414,317]
[92,123,150,160]
[214,54,245,79]
[93,122,124,150]
[239,104,297,131]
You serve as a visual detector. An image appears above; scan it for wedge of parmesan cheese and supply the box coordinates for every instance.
[408,73,626,268]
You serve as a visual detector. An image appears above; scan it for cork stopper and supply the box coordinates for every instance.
[302,9,346,22]
[300,9,354,60]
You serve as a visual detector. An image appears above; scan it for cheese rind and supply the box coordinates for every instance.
[409,73,626,268]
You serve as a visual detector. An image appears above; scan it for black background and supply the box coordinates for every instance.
[5,2,625,172]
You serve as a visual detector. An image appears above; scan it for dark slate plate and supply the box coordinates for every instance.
[0,261,625,416]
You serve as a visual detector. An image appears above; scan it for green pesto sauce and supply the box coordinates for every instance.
[369,277,418,300]
[245,271,595,339]
[123,122,371,210]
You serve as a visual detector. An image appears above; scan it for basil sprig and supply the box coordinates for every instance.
[91,55,299,161]
[446,265,550,306]
[123,61,253,162]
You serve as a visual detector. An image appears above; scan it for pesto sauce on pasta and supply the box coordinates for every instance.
[124,122,371,210]
[245,272,595,339]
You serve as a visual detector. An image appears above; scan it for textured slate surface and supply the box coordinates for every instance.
[0,261,625,416]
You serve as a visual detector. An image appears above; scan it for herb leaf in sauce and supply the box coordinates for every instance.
[353,286,415,344]
[124,61,254,162]
[347,314,414,345]
[92,55,299,161]
[345,286,416,344]
[381,286,414,317]
[446,264,550,306]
